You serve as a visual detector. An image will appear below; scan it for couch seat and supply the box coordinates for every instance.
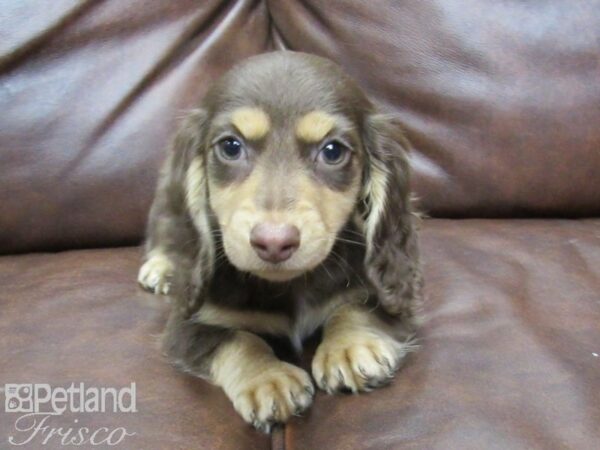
[2,219,598,449]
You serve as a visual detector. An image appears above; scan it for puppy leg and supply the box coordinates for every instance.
[312,303,415,394]
[138,153,198,295]
[163,310,314,433]
[212,331,314,433]
[138,198,197,295]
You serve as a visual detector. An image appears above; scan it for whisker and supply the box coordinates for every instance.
[328,249,368,292]
[334,237,366,247]
[318,261,335,282]
[339,229,365,238]
[326,253,350,286]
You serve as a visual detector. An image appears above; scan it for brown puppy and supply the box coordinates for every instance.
[138,51,422,432]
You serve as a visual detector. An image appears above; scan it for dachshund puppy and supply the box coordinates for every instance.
[138,51,422,432]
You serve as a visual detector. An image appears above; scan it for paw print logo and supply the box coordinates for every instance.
[4,384,34,413]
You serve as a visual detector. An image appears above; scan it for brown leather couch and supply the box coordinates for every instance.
[1,1,599,449]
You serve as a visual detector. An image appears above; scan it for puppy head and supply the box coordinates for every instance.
[181,52,418,302]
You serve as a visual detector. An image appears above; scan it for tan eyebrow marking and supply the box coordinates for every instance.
[230,107,270,140]
[296,111,336,143]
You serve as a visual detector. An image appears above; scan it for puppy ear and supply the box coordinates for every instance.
[150,109,215,315]
[359,114,423,325]
[180,109,219,313]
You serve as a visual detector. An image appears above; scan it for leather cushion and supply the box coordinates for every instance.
[0,246,270,450]
[0,0,269,254]
[2,1,600,253]
[1,219,598,448]
[269,0,600,218]
[284,219,600,449]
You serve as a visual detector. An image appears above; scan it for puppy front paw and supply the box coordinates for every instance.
[137,254,174,295]
[230,362,314,433]
[312,333,410,394]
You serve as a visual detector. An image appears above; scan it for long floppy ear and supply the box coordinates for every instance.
[179,109,217,314]
[146,109,215,316]
[360,113,423,326]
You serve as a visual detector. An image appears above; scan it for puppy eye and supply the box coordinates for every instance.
[216,137,244,161]
[318,141,350,166]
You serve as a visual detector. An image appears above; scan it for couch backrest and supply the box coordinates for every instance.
[1,0,599,254]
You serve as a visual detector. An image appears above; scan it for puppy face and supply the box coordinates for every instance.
[197,53,371,281]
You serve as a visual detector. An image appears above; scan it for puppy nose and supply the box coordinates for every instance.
[250,223,300,263]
